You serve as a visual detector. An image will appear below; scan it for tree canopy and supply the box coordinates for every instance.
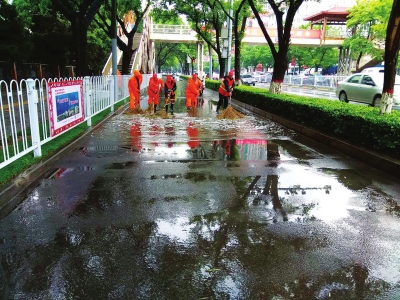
[344,0,394,70]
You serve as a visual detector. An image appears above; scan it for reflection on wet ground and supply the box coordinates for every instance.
[1,83,400,299]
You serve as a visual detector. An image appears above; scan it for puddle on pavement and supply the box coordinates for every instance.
[270,139,323,160]
[2,83,400,299]
[79,145,128,158]
[320,168,372,191]
[47,166,94,179]
[104,161,138,169]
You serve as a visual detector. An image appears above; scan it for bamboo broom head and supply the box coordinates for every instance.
[144,103,154,115]
[187,107,199,117]
[217,106,245,120]
[144,107,171,119]
[155,109,170,119]
[125,106,144,115]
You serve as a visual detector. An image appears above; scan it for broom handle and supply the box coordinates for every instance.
[164,93,170,109]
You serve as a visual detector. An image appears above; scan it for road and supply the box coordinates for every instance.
[1,83,400,299]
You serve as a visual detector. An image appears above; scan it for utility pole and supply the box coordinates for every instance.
[111,0,117,111]
[226,0,233,73]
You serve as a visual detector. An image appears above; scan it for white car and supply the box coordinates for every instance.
[361,67,384,74]
[240,74,256,86]
[335,73,400,109]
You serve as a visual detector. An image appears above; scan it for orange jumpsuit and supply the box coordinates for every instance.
[187,124,200,149]
[148,75,161,106]
[130,122,142,151]
[128,70,142,109]
[186,75,200,109]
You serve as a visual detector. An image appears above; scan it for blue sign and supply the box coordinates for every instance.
[55,91,80,122]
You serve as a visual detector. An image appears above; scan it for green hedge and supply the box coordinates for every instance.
[205,79,400,157]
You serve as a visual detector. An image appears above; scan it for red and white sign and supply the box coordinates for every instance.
[48,80,84,137]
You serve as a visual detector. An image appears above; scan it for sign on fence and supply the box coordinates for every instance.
[48,80,84,137]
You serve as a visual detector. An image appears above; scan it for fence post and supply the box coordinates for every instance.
[26,79,42,157]
[109,76,115,112]
[84,76,92,127]
[123,76,127,103]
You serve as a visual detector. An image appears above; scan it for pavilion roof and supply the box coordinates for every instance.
[304,7,351,25]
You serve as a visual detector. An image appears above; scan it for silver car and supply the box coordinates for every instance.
[336,73,400,109]
[240,74,256,86]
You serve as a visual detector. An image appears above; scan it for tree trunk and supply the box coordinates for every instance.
[355,51,363,72]
[73,12,88,76]
[121,47,134,75]
[234,35,241,85]
[380,0,400,114]
[269,52,288,94]
[218,56,225,79]
[380,93,394,114]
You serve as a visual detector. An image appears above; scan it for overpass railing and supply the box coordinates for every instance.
[0,75,151,170]
[151,24,192,35]
[325,30,349,39]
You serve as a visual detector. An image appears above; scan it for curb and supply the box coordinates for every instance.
[231,98,400,179]
[0,103,129,217]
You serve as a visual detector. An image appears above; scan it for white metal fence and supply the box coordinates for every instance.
[284,75,349,89]
[250,73,348,90]
[151,24,193,35]
[0,74,151,170]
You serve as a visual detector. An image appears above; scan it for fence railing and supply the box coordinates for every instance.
[283,75,349,89]
[151,24,193,35]
[0,74,151,170]
[250,74,348,90]
[325,30,349,39]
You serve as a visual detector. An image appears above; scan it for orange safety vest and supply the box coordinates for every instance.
[218,77,234,97]
[134,70,142,87]
[186,78,199,96]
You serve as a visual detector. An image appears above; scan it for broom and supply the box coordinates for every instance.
[144,108,171,119]
[163,91,171,112]
[187,107,199,117]
[144,102,155,115]
[125,106,144,115]
[217,96,245,120]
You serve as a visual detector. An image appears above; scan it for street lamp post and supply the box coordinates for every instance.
[111,0,117,112]
[226,0,233,73]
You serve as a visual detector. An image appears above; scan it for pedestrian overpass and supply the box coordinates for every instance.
[105,7,358,76]
[150,24,347,47]
[149,22,347,78]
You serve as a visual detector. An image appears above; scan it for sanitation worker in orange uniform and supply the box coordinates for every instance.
[164,74,177,114]
[148,73,161,113]
[128,69,142,110]
[217,71,235,113]
[186,73,200,110]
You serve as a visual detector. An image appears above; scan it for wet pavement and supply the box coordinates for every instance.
[1,80,400,299]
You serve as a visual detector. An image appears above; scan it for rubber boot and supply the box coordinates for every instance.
[171,104,174,114]
[154,104,157,113]
[165,105,168,113]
